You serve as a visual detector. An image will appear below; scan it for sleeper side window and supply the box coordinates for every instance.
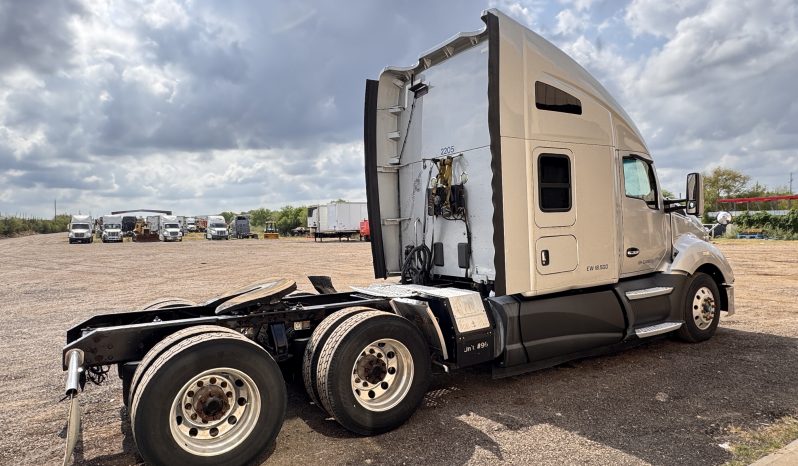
[535,81,582,115]
[623,156,659,209]
[538,154,572,212]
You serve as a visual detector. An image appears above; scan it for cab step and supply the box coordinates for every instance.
[635,321,683,338]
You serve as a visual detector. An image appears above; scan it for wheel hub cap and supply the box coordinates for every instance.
[692,286,716,330]
[350,339,414,412]
[169,368,261,456]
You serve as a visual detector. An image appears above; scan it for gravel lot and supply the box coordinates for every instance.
[0,234,795,465]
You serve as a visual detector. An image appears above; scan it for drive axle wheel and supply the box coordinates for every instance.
[127,325,239,407]
[302,307,373,411]
[677,272,721,342]
[131,332,285,466]
[316,311,431,435]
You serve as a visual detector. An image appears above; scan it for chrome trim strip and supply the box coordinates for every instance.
[625,286,674,300]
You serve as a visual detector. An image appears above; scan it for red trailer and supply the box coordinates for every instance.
[359,219,370,241]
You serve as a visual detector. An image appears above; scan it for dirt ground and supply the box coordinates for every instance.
[0,234,795,466]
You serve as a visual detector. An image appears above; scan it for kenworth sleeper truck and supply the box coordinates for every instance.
[60,10,734,466]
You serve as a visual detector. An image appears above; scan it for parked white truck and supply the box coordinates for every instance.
[100,215,123,243]
[67,215,93,244]
[157,215,183,242]
[61,10,735,466]
[205,215,229,240]
[186,217,197,232]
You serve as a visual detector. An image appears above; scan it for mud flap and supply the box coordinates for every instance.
[63,395,80,466]
[308,276,337,295]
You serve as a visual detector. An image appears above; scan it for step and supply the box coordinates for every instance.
[625,286,673,300]
[635,321,683,338]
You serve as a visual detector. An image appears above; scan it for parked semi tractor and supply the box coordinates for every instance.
[67,215,93,244]
[205,215,229,240]
[60,10,734,466]
[100,215,123,243]
[158,215,183,242]
[186,217,197,232]
[233,214,258,239]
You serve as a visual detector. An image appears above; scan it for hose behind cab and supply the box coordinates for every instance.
[400,244,432,285]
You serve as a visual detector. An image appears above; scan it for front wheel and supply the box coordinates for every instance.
[676,272,721,342]
[315,311,431,435]
[130,332,286,466]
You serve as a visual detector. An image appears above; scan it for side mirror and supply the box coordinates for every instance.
[716,211,732,225]
[686,172,703,216]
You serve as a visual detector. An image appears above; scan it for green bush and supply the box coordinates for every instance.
[733,209,798,239]
[0,214,71,237]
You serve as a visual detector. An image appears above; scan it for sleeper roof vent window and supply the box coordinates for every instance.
[535,81,582,115]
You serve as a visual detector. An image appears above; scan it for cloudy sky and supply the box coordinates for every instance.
[1,0,796,217]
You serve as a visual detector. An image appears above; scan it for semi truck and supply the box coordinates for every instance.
[233,214,258,239]
[158,215,183,242]
[205,215,229,240]
[186,217,198,232]
[99,215,123,243]
[60,10,735,466]
[67,215,93,244]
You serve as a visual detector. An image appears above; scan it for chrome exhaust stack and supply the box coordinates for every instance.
[62,349,84,466]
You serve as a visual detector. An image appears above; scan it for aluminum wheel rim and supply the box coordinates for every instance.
[169,367,260,456]
[351,338,414,412]
[692,286,716,330]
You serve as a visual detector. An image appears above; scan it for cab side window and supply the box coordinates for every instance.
[623,157,658,209]
[538,154,571,212]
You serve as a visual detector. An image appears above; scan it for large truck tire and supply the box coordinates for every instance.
[302,307,374,411]
[130,331,286,466]
[138,297,197,311]
[127,325,239,407]
[315,311,431,435]
[676,272,721,343]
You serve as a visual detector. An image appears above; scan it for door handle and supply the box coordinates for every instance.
[626,247,640,257]
[541,249,550,266]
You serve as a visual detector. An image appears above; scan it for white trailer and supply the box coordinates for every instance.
[146,215,160,234]
[177,216,187,234]
[309,201,368,241]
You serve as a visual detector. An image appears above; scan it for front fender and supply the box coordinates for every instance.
[668,234,735,314]
[669,234,734,283]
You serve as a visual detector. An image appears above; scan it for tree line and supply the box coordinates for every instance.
[702,167,796,238]
[0,214,72,237]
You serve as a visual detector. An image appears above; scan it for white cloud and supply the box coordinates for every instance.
[624,0,706,38]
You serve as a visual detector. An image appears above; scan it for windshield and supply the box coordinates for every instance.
[72,223,89,230]
[211,223,226,228]
[105,224,121,229]
[165,223,180,229]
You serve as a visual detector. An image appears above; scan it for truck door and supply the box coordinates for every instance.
[619,153,669,276]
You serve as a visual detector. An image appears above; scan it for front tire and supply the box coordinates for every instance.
[315,311,431,435]
[130,332,286,466]
[676,272,721,342]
